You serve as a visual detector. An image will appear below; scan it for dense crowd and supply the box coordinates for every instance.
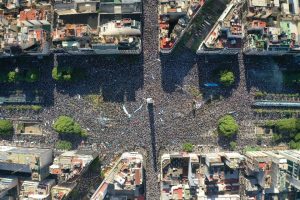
[0,0,273,199]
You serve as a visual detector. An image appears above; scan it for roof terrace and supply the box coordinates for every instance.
[91,152,144,200]
[159,0,205,52]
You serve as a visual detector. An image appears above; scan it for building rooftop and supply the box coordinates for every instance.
[0,176,18,198]
[19,179,55,200]
[161,152,244,199]
[159,0,205,52]
[279,150,300,163]
[0,145,53,181]
[205,153,224,166]
[91,152,144,200]
[50,150,97,183]
[0,145,51,156]
[53,0,142,54]
[51,182,76,200]
[198,0,300,54]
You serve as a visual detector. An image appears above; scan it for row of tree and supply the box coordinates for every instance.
[52,67,85,82]
[0,116,85,151]
[0,69,39,83]
[265,118,300,149]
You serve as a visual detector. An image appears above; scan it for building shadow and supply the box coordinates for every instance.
[197,54,239,99]
[217,134,237,150]
[148,102,157,172]
[160,49,196,93]
[55,54,144,102]
[244,55,300,94]
[0,55,55,107]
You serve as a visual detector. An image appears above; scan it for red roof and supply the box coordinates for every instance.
[35,30,42,41]
[174,188,183,200]
[19,9,37,21]
[252,20,267,28]
[135,169,141,185]
[99,182,108,193]
[259,162,266,169]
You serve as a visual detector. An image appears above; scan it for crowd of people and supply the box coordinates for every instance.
[0,0,280,199]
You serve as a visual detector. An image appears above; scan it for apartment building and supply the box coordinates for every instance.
[49,150,97,183]
[159,0,205,52]
[0,146,53,181]
[91,152,144,200]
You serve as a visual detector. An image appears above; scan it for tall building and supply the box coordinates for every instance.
[49,150,97,183]
[51,182,76,200]
[19,179,56,200]
[160,152,244,200]
[53,0,142,54]
[198,152,243,200]
[279,150,300,190]
[0,146,53,181]
[159,0,205,52]
[91,152,144,200]
[0,176,18,199]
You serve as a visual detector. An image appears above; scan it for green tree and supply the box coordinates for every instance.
[182,142,193,152]
[294,133,300,141]
[52,67,74,81]
[53,116,84,136]
[25,69,39,82]
[290,140,300,149]
[229,141,237,150]
[0,120,13,137]
[7,71,17,83]
[220,70,235,87]
[254,91,266,99]
[52,66,62,80]
[31,105,42,111]
[55,140,72,150]
[244,146,261,152]
[63,74,72,81]
[218,115,239,137]
[264,120,276,127]
[272,133,282,143]
[296,118,300,130]
[275,118,297,134]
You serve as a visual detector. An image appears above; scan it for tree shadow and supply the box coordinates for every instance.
[59,133,85,149]
[217,134,237,150]
[160,49,196,93]
[197,54,239,99]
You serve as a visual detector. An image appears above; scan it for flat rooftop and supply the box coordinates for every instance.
[0,145,51,155]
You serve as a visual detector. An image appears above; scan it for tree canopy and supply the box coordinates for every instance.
[182,142,193,152]
[52,66,61,81]
[7,71,17,83]
[229,141,237,150]
[0,120,13,137]
[275,118,299,134]
[25,69,39,82]
[220,70,235,87]
[265,118,300,148]
[52,67,74,81]
[218,115,238,137]
[53,116,85,136]
[55,140,72,150]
